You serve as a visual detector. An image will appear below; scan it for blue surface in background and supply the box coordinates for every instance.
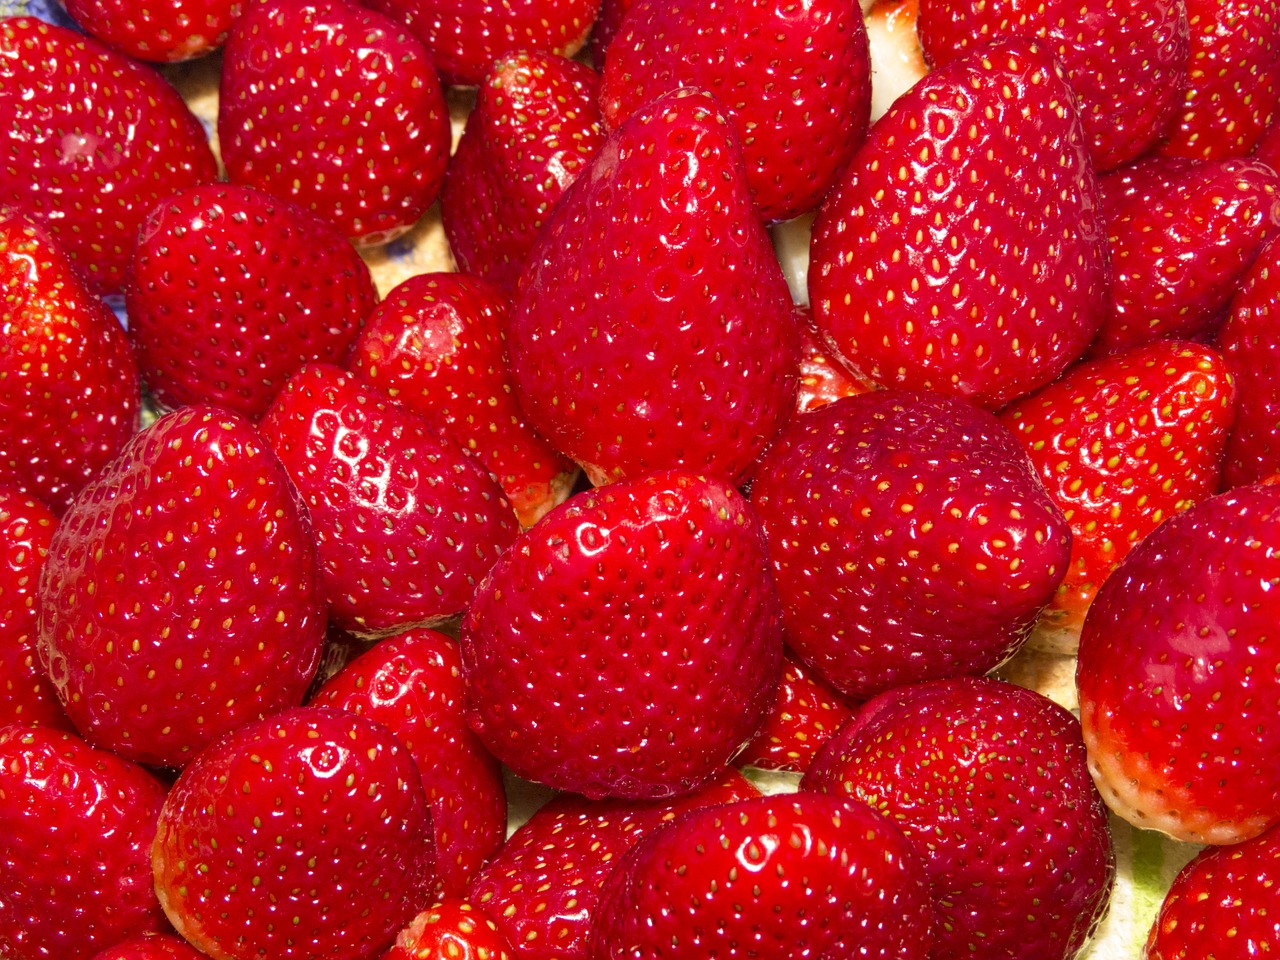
[3,0,80,30]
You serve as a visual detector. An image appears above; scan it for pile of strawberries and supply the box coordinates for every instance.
[2,0,1280,956]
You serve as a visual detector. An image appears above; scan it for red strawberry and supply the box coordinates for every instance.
[794,304,877,414]
[61,0,242,61]
[311,628,508,899]
[0,18,217,294]
[507,88,800,486]
[88,933,206,960]
[809,39,1108,409]
[0,725,169,960]
[382,900,514,960]
[467,770,758,960]
[37,405,326,767]
[999,340,1236,651]
[0,215,140,513]
[347,273,578,528]
[750,390,1072,700]
[1156,0,1280,161]
[218,0,451,245]
[1091,155,1280,357]
[441,53,605,293]
[1077,482,1280,845]
[734,652,857,773]
[588,0,636,69]
[126,183,378,420]
[589,792,935,959]
[803,677,1115,960]
[1254,114,1280,171]
[915,0,1190,170]
[461,471,784,799]
[260,363,518,635]
[152,706,436,960]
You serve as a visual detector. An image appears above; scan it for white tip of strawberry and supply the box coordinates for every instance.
[770,212,813,306]
[865,0,929,122]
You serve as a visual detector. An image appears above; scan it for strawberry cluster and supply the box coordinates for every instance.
[2,0,1280,957]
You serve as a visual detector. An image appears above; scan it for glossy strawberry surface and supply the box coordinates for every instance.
[88,933,207,960]
[381,900,515,960]
[735,653,858,773]
[62,0,242,61]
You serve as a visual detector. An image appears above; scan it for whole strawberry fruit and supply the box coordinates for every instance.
[1220,236,1280,487]
[62,0,242,61]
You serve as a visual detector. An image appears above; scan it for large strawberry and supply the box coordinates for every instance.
[37,405,326,768]
[508,88,800,486]
[809,39,1108,409]
[1077,482,1280,845]
[461,471,784,799]
[218,0,451,245]
[61,0,241,61]
[0,17,217,294]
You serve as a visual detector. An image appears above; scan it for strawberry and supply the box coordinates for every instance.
[507,88,800,486]
[310,628,508,899]
[218,0,451,245]
[36,405,326,768]
[0,725,169,960]
[259,363,518,636]
[126,183,378,421]
[152,705,436,960]
[588,0,636,69]
[999,340,1236,651]
[461,470,784,799]
[794,304,876,414]
[0,17,217,294]
[589,792,935,959]
[915,0,1190,170]
[808,39,1108,409]
[347,272,578,528]
[750,390,1072,700]
[60,0,242,61]
[382,900,514,960]
[88,933,206,960]
[1091,155,1280,357]
[803,677,1115,960]
[1076,482,1280,845]
[1,215,140,513]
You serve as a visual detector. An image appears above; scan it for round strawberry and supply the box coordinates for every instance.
[62,0,242,61]
[382,901,515,960]
[88,933,206,960]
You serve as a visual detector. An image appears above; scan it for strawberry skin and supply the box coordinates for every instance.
[0,18,217,294]
[382,901,514,960]
[599,0,872,222]
[1077,482,1280,845]
[508,88,800,486]
[153,706,436,960]
[61,0,242,61]
[794,304,877,414]
[809,39,1108,409]
[461,471,784,799]
[36,405,326,768]
[218,0,451,245]
[735,652,858,774]
[88,933,206,960]
[126,184,378,421]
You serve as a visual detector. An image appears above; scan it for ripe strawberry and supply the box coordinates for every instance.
[734,653,857,773]
[311,628,508,899]
[999,340,1236,651]
[794,304,877,414]
[382,900,514,960]
[507,88,800,486]
[600,0,872,222]
[588,0,636,68]
[1077,482,1280,845]
[0,18,217,294]
[1091,155,1280,356]
[750,390,1071,700]
[153,706,436,960]
[61,0,241,61]
[347,273,578,528]
[441,53,604,294]
[88,933,206,960]
[461,471,784,799]
[916,0,1190,170]
[589,792,934,959]
[1,215,140,513]
[0,725,169,960]
[260,363,518,636]
[37,405,326,768]
[218,0,451,245]
[126,184,378,420]
[803,677,1115,960]
[809,39,1108,409]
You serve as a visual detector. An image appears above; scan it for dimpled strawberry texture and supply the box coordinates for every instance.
[1220,237,1280,487]
[809,39,1108,409]
[381,900,515,960]
[63,0,241,61]
[461,471,784,800]
[88,933,207,960]
[0,18,217,295]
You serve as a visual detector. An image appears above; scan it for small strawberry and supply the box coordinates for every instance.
[382,900,514,960]
[1077,482,1280,845]
[809,39,1108,409]
[126,183,378,420]
[218,0,451,245]
[37,405,326,767]
[589,792,935,959]
[794,304,877,414]
[508,88,800,486]
[0,17,217,294]
[153,706,436,960]
[61,0,242,61]
[260,363,518,636]
[803,677,1115,960]
[461,471,784,799]
[88,933,206,960]
[0,725,169,960]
